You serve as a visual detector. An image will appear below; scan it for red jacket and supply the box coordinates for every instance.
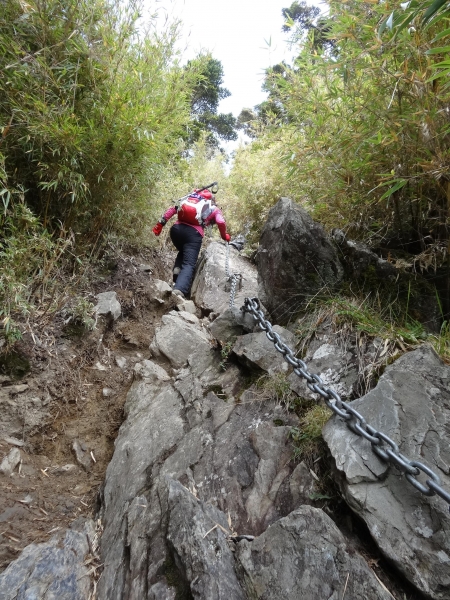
[162,205,229,240]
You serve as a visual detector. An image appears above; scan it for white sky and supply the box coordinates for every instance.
[151,0,295,117]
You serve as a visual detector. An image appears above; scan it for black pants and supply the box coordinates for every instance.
[170,223,203,296]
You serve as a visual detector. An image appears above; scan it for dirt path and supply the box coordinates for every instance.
[0,250,175,571]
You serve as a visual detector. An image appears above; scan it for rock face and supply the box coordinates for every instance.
[256,198,343,324]
[236,506,393,600]
[95,241,392,600]
[167,479,244,600]
[323,345,450,600]
[191,242,258,315]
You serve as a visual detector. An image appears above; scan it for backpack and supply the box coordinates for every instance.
[177,193,215,226]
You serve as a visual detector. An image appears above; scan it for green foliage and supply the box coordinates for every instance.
[282,1,335,53]
[186,54,237,146]
[325,295,427,344]
[0,158,74,345]
[228,0,450,260]
[64,297,96,331]
[255,372,297,406]
[282,1,321,34]
[224,137,289,244]
[0,0,208,335]
[219,339,235,371]
[290,404,331,460]
[0,0,195,242]
[380,0,450,93]
[190,55,231,114]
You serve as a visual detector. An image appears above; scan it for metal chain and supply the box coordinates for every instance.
[225,243,242,308]
[241,296,450,512]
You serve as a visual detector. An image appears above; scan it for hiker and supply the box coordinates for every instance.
[152,187,231,299]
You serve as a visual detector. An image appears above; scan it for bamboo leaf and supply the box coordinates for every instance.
[427,68,450,81]
[426,45,450,54]
[431,26,450,42]
[423,0,448,23]
[429,59,450,67]
[379,179,407,200]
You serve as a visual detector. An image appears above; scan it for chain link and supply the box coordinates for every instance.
[241,296,450,513]
[225,243,242,308]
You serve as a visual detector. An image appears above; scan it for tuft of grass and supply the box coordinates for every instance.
[290,404,332,462]
[255,372,297,407]
[219,339,235,371]
[327,294,450,364]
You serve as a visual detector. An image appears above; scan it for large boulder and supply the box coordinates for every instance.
[0,519,95,600]
[323,345,450,600]
[150,310,214,370]
[191,242,258,316]
[236,506,393,600]
[232,326,298,376]
[256,198,343,325]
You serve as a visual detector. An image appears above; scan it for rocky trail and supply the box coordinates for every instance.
[0,199,449,600]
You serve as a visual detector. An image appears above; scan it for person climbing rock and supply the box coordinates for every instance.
[152,186,231,299]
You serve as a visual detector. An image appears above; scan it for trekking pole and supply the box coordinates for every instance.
[174,182,218,207]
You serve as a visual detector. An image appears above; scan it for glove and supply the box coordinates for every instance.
[225,233,231,242]
[153,222,163,236]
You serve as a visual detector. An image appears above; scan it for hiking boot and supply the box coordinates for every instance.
[172,289,185,299]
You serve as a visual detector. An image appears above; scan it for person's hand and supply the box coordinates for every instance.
[153,222,163,236]
[225,233,231,242]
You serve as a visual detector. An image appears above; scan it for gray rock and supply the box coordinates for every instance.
[150,312,213,369]
[97,362,305,598]
[0,447,21,475]
[244,423,294,532]
[209,307,256,343]
[95,291,121,320]
[191,242,258,315]
[138,262,153,273]
[323,345,450,599]
[288,339,358,401]
[335,235,398,281]
[72,439,93,472]
[2,436,25,447]
[173,309,199,325]
[148,581,176,600]
[190,395,301,537]
[133,359,171,381]
[54,464,78,476]
[167,479,244,600]
[115,356,127,369]
[256,198,343,324]
[146,279,173,304]
[0,519,95,600]
[97,223,436,600]
[232,325,298,375]
[0,386,51,440]
[235,506,394,600]
[171,292,197,314]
